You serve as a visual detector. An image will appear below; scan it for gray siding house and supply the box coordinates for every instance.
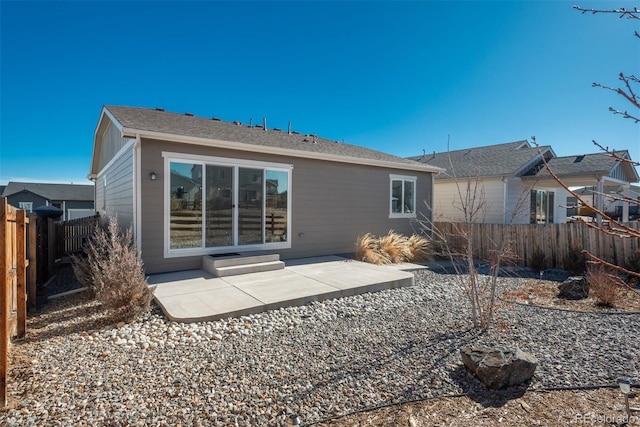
[2,182,95,220]
[90,106,441,274]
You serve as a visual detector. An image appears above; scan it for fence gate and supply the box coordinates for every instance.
[0,198,29,407]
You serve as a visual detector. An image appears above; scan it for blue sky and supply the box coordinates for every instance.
[1,0,638,185]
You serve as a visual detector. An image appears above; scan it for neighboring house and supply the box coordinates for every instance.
[409,141,639,224]
[1,182,95,220]
[568,183,640,220]
[89,106,441,274]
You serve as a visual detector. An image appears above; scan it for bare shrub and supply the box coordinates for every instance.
[72,216,154,322]
[587,266,620,308]
[355,233,391,265]
[379,230,411,263]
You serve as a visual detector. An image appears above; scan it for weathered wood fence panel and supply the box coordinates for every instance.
[55,214,100,258]
[0,198,31,407]
[433,221,640,270]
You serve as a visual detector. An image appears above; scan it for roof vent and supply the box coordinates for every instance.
[574,155,585,163]
[273,127,281,132]
[233,121,242,125]
[292,131,300,135]
[288,121,292,135]
[155,107,165,112]
[249,118,253,127]
[263,117,267,131]
[185,112,194,116]
[211,117,221,121]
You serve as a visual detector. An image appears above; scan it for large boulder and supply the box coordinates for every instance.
[460,344,538,390]
[558,276,589,300]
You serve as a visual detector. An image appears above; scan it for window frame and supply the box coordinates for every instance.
[530,189,555,224]
[162,152,292,258]
[18,202,33,213]
[389,174,417,218]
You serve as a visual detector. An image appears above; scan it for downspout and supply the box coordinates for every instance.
[596,176,604,226]
[133,134,142,252]
[502,176,508,224]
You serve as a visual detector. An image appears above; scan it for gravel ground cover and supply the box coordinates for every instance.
[2,269,639,426]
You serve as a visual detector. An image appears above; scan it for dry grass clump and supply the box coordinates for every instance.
[356,231,431,265]
[407,234,432,262]
[72,216,154,322]
[587,266,620,308]
[355,233,391,265]
[379,231,412,263]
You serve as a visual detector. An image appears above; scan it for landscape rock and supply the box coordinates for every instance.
[460,344,538,390]
[558,276,589,300]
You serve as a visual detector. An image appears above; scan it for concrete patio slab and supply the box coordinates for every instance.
[150,256,416,322]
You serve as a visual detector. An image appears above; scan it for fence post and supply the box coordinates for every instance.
[47,218,54,278]
[0,198,10,407]
[16,211,26,338]
[28,214,37,310]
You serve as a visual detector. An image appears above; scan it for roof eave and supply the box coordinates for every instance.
[124,127,443,174]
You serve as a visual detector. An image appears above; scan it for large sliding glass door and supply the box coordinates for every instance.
[205,165,233,247]
[166,155,291,256]
[238,168,264,245]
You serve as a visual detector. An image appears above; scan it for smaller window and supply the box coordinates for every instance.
[19,202,33,213]
[389,175,417,218]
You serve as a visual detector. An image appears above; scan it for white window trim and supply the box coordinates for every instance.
[162,152,293,258]
[389,174,417,219]
[18,202,33,213]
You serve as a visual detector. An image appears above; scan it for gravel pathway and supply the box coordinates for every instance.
[2,269,639,426]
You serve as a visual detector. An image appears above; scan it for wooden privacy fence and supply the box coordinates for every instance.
[55,214,100,258]
[0,198,33,407]
[433,221,640,270]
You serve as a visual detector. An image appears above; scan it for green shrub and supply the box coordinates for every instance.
[72,216,154,322]
[529,247,546,272]
[563,243,586,275]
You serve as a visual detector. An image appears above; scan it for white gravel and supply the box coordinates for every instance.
[2,269,639,426]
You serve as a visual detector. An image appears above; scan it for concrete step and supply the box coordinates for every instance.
[213,260,285,277]
[204,254,280,269]
[202,254,283,277]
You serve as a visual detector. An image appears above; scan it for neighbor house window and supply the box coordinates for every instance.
[390,175,416,218]
[18,202,33,213]
[530,189,555,224]
[164,153,292,256]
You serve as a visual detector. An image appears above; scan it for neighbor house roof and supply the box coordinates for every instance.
[95,106,442,174]
[532,151,639,182]
[2,182,94,201]
[408,140,554,179]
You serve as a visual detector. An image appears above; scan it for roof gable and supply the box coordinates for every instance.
[96,106,440,174]
[2,182,94,201]
[534,151,639,182]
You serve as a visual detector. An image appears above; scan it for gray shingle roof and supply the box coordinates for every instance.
[408,141,549,179]
[105,106,436,170]
[2,182,94,201]
[534,151,627,178]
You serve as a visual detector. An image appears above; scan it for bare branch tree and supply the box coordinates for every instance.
[573,5,640,20]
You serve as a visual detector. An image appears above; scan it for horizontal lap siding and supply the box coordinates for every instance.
[140,139,433,274]
[100,148,134,228]
[434,178,505,223]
